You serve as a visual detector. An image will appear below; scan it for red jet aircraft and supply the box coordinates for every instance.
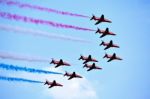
[64,71,82,80]
[44,80,63,88]
[90,14,112,25]
[50,59,71,68]
[100,40,120,50]
[83,63,102,71]
[78,55,98,64]
[103,53,122,62]
[95,28,116,38]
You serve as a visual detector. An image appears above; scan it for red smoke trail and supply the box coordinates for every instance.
[0,11,95,31]
[0,0,90,18]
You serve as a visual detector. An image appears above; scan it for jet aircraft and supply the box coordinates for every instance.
[103,53,122,62]
[78,55,98,64]
[44,80,63,88]
[95,28,116,38]
[90,14,112,25]
[50,59,71,68]
[64,71,82,80]
[83,63,102,71]
[100,40,119,50]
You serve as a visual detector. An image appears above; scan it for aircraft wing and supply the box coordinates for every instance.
[55,64,61,68]
[100,33,107,38]
[104,45,111,50]
[95,20,101,25]
[49,85,54,88]
[83,60,89,64]
[107,57,114,62]
[87,67,93,71]
[68,75,74,80]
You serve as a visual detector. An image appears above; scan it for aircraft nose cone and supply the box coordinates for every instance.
[95,60,98,62]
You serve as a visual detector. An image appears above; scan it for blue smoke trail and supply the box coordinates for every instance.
[0,63,63,75]
[0,75,44,84]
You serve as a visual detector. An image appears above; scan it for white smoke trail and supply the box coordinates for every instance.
[0,51,50,62]
[0,24,91,43]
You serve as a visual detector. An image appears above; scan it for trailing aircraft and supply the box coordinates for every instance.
[79,55,98,64]
[103,53,122,62]
[83,63,102,71]
[100,40,119,50]
[44,80,63,88]
[95,28,116,38]
[64,71,82,80]
[50,59,71,68]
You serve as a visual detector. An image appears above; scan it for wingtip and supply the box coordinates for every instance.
[107,60,111,62]
[104,48,107,50]
[54,66,57,68]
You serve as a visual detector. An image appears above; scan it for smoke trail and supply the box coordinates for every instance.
[0,75,44,84]
[0,51,50,62]
[0,0,90,18]
[0,11,95,31]
[0,24,91,43]
[0,63,63,75]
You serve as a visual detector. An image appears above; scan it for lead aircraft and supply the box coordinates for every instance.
[90,14,112,25]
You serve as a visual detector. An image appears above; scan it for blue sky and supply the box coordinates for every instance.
[0,0,150,99]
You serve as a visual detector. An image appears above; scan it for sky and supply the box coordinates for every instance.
[0,0,150,99]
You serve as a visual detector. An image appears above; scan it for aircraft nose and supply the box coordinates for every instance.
[95,60,98,62]
[119,58,123,60]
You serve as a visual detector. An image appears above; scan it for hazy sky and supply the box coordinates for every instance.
[0,0,150,99]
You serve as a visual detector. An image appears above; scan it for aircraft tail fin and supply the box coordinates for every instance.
[90,15,95,20]
[100,40,104,46]
[50,58,54,64]
[83,64,87,68]
[95,28,101,33]
[64,71,68,76]
[78,55,83,60]
[44,80,48,85]
[103,53,108,58]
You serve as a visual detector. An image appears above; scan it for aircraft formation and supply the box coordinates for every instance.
[45,54,100,88]
[44,14,122,88]
[0,0,124,93]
